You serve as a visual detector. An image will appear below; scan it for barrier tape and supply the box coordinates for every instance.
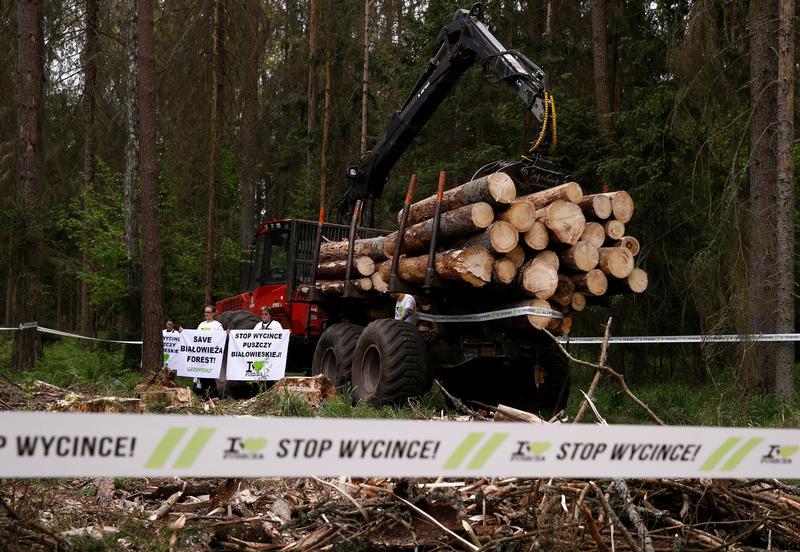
[418,306,564,323]
[564,333,800,345]
[2,412,800,478]
[0,324,143,345]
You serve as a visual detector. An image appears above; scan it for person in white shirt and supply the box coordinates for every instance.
[254,306,283,330]
[393,293,417,324]
[193,305,223,397]
[163,319,179,336]
[198,305,224,331]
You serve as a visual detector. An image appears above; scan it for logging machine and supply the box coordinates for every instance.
[215,3,570,414]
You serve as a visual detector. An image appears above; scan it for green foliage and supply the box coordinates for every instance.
[9,341,139,396]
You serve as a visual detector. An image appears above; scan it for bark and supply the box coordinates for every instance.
[380,246,493,287]
[319,236,387,262]
[746,0,779,392]
[560,241,599,271]
[460,221,519,254]
[523,221,549,250]
[518,181,583,209]
[239,0,261,291]
[316,256,375,279]
[610,236,640,256]
[383,202,494,257]
[12,0,42,371]
[506,245,525,269]
[773,0,795,399]
[400,172,516,225]
[537,200,586,245]
[551,274,576,307]
[306,0,319,165]
[569,269,608,295]
[498,200,536,232]
[591,0,614,140]
[80,0,98,339]
[122,0,141,370]
[603,219,625,240]
[580,222,606,247]
[319,54,331,215]
[205,0,225,305]
[359,0,369,156]
[138,0,165,374]
[316,278,373,295]
[579,194,612,220]
[492,257,517,285]
[597,247,634,279]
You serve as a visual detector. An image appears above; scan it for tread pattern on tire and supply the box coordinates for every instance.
[352,319,431,405]
[312,323,363,387]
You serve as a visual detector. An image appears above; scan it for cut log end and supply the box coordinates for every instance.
[598,247,634,279]
[604,190,634,223]
[627,267,648,293]
[524,221,549,250]
[540,200,586,245]
[499,200,536,232]
[506,245,525,269]
[570,269,608,296]
[492,257,517,284]
[571,291,587,311]
[604,220,626,241]
[487,172,517,204]
[580,222,605,248]
[560,241,599,272]
[579,194,612,220]
[527,299,559,330]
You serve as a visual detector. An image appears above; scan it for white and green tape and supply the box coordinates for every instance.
[2,412,800,478]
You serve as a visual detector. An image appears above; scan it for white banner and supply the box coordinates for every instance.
[2,412,800,478]
[172,330,226,379]
[226,329,291,381]
[162,331,181,370]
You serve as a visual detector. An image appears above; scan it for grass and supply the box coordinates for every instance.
[4,340,140,396]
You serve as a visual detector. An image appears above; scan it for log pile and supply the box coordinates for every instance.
[310,173,646,334]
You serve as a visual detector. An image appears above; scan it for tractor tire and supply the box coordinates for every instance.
[351,319,431,406]
[513,343,571,417]
[311,323,363,387]
[215,310,262,398]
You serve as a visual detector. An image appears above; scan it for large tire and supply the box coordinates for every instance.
[351,319,431,405]
[311,323,363,387]
[215,310,262,398]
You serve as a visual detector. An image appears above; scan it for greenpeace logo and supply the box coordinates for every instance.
[224,437,268,460]
[511,441,550,462]
[761,445,798,465]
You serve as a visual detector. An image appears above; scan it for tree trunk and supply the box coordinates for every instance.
[316,278,373,295]
[746,0,779,392]
[138,0,164,374]
[560,241,599,271]
[597,247,634,279]
[122,0,141,370]
[537,200,586,245]
[506,245,525,269]
[608,267,648,294]
[205,0,224,305]
[517,256,558,299]
[580,221,606,247]
[319,236,387,262]
[306,0,319,166]
[591,0,614,141]
[492,257,517,284]
[600,190,634,222]
[569,269,608,295]
[317,256,375,279]
[551,274,576,307]
[517,181,583,209]
[578,194,612,220]
[12,0,42,371]
[523,221,549,250]
[239,0,261,292]
[359,0,369,157]
[400,172,516,225]
[383,202,494,256]
[603,219,625,240]
[80,0,98,340]
[460,221,519,254]
[319,53,331,215]
[610,236,640,256]
[498,200,536,232]
[379,246,493,287]
[773,0,795,400]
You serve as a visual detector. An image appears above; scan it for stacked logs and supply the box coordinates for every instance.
[311,172,647,334]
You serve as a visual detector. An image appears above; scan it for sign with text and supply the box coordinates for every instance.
[171,330,226,379]
[225,329,291,381]
[3,413,800,478]
[162,331,181,370]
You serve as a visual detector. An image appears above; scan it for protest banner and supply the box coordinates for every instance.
[162,331,181,370]
[226,329,291,381]
[171,330,226,379]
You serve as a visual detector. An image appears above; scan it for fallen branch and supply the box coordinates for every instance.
[573,317,612,423]
[392,492,479,551]
[545,327,665,425]
[149,489,184,521]
[591,482,641,552]
[311,476,369,522]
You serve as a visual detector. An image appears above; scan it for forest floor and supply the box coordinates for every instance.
[2,338,800,551]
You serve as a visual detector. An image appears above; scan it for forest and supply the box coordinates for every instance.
[1,0,797,398]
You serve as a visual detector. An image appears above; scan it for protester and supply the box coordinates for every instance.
[193,305,223,397]
[392,293,417,324]
[163,319,179,336]
[254,306,283,330]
